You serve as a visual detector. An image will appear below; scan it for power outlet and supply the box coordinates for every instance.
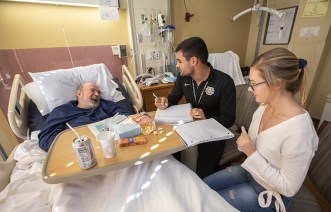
[154,51,160,59]
[112,45,127,58]
[137,32,143,43]
[112,45,119,55]
[148,50,160,60]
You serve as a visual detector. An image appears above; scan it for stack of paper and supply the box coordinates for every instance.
[154,103,193,124]
[175,118,234,147]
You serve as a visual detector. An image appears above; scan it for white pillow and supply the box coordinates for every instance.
[22,82,50,116]
[29,63,123,113]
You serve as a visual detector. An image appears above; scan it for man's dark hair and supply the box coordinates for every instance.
[175,37,209,64]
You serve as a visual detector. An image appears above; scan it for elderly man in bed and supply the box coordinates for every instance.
[38,82,133,152]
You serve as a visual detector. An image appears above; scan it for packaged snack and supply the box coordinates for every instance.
[129,114,156,135]
[119,136,148,147]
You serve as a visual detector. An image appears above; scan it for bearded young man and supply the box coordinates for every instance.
[38,83,133,152]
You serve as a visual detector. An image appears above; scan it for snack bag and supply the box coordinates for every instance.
[129,114,155,135]
[119,136,147,147]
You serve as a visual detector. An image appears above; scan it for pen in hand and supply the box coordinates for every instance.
[153,93,168,106]
[153,92,160,100]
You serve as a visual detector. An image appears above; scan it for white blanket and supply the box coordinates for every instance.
[1,140,238,212]
[0,139,52,212]
[50,156,238,212]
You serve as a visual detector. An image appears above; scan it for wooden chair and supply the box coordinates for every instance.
[218,84,259,168]
[289,121,331,211]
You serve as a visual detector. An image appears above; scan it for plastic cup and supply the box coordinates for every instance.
[96,131,116,158]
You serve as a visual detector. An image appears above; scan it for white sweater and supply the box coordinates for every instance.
[242,105,318,198]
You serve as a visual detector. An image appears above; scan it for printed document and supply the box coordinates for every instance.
[154,103,193,124]
[175,118,234,147]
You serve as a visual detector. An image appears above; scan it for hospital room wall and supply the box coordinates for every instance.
[0,2,132,103]
[0,2,132,82]
[245,0,331,120]
[171,0,331,120]
[171,0,254,67]
[0,1,132,146]
[0,2,130,49]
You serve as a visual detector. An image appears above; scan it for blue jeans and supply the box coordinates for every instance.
[203,165,292,212]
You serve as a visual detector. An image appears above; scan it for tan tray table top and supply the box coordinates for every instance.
[42,115,185,184]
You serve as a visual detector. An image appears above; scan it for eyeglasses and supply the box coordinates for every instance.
[248,80,266,91]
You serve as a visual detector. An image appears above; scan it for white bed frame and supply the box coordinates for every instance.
[7,74,30,140]
[0,75,26,191]
[122,65,143,114]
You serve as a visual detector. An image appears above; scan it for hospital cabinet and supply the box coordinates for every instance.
[140,83,186,112]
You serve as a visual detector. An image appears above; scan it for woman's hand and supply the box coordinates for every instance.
[190,108,206,119]
[236,126,256,157]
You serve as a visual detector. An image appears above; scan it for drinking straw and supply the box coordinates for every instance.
[66,123,82,142]
[109,112,119,139]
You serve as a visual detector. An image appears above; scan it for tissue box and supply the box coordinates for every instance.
[112,122,141,138]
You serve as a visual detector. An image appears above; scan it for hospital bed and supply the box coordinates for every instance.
[0,64,237,211]
[7,65,143,140]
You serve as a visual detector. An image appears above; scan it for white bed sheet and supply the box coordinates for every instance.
[0,139,238,212]
[0,139,52,211]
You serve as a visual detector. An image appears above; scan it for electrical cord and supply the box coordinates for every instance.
[184,0,188,13]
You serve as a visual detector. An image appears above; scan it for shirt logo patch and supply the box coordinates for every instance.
[205,86,215,95]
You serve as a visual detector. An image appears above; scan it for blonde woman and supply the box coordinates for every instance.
[204,48,318,211]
